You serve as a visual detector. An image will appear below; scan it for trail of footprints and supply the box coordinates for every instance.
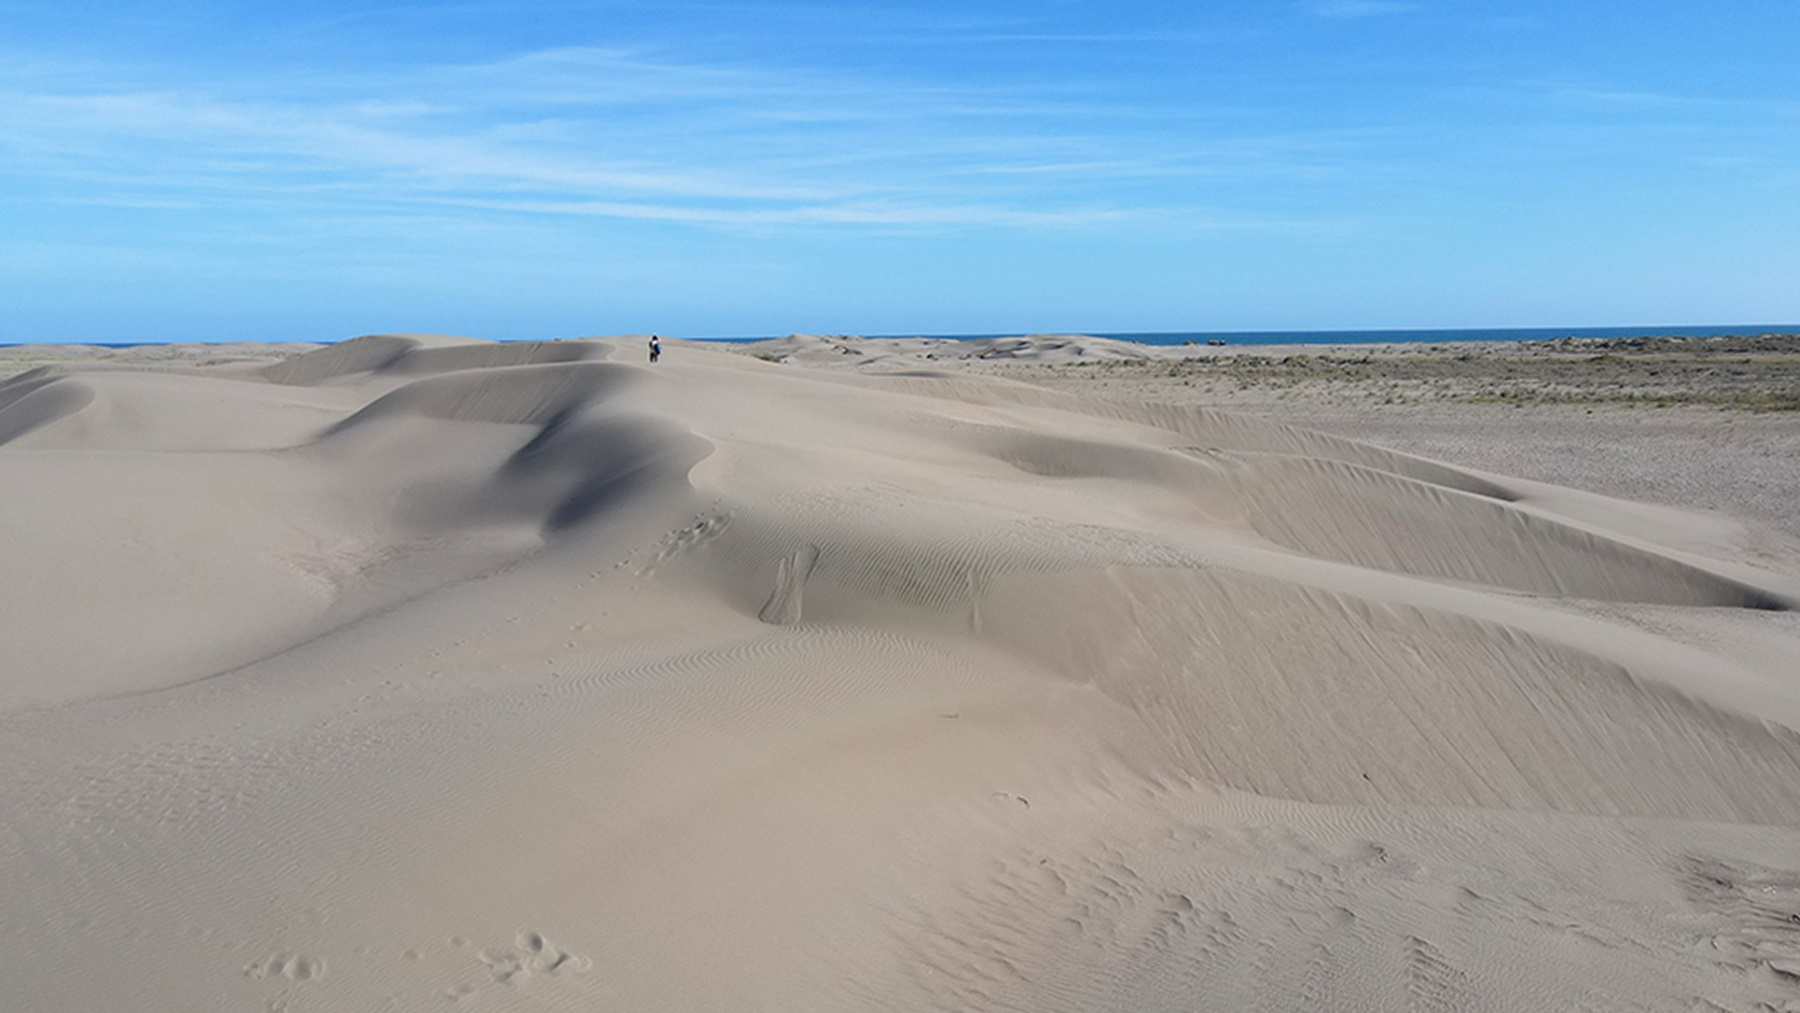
[638,510,732,577]
[241,929,594,1005]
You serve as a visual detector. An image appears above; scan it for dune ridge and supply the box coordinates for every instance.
[2,334,1798,1011]
[0,369,96,445]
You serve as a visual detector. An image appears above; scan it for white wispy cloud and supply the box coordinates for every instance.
[0,35,1378,239]
[1312,1,1421,18]
[1503,74,1800,119]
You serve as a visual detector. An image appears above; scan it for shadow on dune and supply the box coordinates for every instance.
[314,359,710,538]
[0,370,95,446]
[506,407,708,533]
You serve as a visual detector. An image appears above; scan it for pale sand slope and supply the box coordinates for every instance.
[3,335,1800,1011]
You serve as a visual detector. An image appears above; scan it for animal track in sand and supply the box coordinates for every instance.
[244,953,325,981]
[476,929,593,985]
[441,929,593,1002]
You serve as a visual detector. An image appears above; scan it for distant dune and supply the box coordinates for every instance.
[3,334,1798,1010]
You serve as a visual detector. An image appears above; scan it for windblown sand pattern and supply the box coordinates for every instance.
[2,334,1798,1010]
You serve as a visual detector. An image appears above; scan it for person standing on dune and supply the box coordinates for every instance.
[649,335,662,363]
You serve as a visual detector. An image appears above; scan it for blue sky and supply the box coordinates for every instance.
[3,1,1798,342]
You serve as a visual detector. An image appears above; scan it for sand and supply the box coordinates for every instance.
[3,333,1799,1010]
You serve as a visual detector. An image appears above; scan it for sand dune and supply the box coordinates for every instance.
[3,334,1798,1010]
[0,368,96,444]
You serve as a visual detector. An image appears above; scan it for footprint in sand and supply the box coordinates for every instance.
[244,953,325,981]
[472,929,594,987]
